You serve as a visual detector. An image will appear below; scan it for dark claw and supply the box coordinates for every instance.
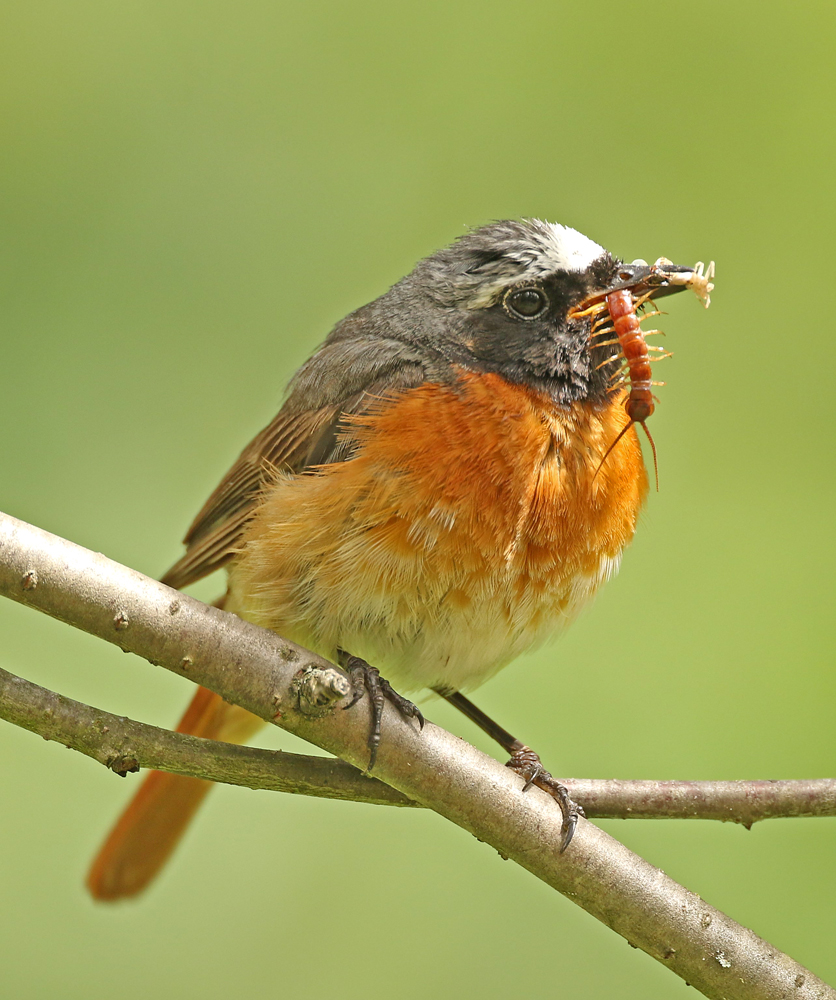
[339,653,424,770]
[506,746,584,852]
[342,686,364,712]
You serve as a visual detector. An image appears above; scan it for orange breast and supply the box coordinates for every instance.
[228,372,648,693]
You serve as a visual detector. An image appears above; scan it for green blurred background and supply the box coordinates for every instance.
[1,1,834,995]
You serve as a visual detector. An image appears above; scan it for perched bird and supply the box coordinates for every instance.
[87,219,710,900]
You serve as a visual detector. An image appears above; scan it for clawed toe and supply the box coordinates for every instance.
[506,746,584,852]
[339,653,424,770]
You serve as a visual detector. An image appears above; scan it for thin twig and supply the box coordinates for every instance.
[0,511,833,1000]
[2,663,834,824]
[564,777,836,825]
[0,665,415,806]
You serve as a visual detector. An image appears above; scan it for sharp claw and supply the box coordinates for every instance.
[506,747,582,853]
[559,813,578,853]
[367,739,379,772]
[342,690,363,711]
[339,653,425,770]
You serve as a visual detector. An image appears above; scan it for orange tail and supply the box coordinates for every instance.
[86,686,264,901]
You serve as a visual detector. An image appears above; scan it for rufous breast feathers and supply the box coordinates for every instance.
[227,372,648,692]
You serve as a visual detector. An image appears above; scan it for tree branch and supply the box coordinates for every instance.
[0,511,833,1000]
[564,777,836,825]
[0,665,416,805]
[3,662,834,825]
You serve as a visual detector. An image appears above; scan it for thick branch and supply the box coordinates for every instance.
[0,511,833,1000]
[3,663,834,825]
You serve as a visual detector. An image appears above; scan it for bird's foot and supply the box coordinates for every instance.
[339,653,424,771]
[505,745,584,852]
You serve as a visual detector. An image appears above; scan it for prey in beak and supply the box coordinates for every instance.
[607,257,715,307]
[581,257,715,309]
[570,258,715,487]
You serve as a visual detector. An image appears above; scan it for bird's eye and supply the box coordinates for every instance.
[504,287,547,319]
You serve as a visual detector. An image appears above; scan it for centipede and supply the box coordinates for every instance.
[596,287,662,488]
[575,259,714,489]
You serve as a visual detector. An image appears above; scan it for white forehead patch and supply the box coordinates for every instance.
[418,218,612,310]
[461,219,608,309]
[544,223,606,273]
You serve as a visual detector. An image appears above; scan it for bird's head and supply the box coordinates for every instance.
[402,218,708,405]
[289,219,711,412]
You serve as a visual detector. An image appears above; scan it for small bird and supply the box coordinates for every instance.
[87,219,711,900]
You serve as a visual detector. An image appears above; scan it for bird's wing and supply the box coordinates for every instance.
[160,402,350,591]
[159,374,419,591]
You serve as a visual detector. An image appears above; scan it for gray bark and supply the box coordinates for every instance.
[0,510,832,1000]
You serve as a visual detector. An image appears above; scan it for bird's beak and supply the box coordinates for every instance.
[602,258,715,308]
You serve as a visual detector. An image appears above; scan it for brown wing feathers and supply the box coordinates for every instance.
[159,357,429,594]
[159,404,341,590]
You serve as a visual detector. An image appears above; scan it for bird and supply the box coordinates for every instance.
[86,218,710,900]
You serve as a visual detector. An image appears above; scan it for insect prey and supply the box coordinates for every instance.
[574,259,715,489]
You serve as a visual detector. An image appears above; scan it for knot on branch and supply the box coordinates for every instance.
[113,611,130,631]
[289,664,352,716]
[107,755,140,777]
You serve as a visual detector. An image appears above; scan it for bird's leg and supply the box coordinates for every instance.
[338,652,424,771]
[434,688,583,852]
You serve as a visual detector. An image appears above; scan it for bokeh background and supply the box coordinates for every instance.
[1,2,834,996]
